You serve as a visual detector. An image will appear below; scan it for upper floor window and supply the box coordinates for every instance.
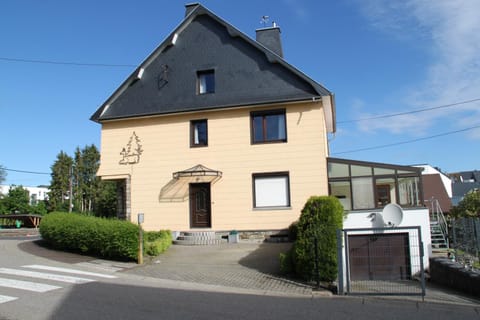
[197,70,215,94]
[191,119,208,147]
[251,109,286,144]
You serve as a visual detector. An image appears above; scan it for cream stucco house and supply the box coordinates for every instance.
[91,4,433,287]
[90,3,336,235]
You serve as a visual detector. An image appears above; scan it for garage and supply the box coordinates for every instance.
[348,233,411,281]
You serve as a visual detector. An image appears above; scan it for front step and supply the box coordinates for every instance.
[173,231,228,246]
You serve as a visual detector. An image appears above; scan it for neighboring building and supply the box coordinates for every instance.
[0,185,50,205]
[91,4,336,233]
[414,165,452,214]
[450,170,480,206]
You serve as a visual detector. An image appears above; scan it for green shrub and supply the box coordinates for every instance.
[144,230,172,256]
[288,221,299,241]
[279,250,294,274]
[39,212,139,261]
[292,196,345,283]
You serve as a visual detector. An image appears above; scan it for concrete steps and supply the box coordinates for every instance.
[173,231,228,246]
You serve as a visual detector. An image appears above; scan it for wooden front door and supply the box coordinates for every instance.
[189,183,211,228]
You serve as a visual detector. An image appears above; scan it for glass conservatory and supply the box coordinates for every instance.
[328,158,424,211]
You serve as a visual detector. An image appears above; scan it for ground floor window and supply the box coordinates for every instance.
[252,172,290,208]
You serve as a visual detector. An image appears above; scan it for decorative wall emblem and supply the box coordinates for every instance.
[119,132,143,165]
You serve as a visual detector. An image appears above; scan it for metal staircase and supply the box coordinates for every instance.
[429,198,449,250]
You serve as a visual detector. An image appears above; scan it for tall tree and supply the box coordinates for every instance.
[1,185,30,214]
[450,189,480,218]
[73,145,101,213]
[95,180,118,217]
[49,145,116,216]
[49,151,73,211]
[73,147,83,212]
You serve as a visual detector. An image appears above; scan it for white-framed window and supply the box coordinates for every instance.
[253,172,290,208]
[197,70,215,94]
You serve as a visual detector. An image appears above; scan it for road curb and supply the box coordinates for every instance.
[0,228,40,237]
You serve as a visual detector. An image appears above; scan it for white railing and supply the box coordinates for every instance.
[429,197,449,248]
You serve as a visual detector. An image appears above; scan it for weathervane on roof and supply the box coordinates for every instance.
[260,15,269,27]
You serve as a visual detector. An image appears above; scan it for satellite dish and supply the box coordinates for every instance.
[381,203,404,227]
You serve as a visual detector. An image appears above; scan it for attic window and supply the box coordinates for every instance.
[197,70,215,94]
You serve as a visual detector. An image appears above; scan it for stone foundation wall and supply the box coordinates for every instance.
[429,257,480,297]
[222,229,290,243]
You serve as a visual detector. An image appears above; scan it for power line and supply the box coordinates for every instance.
[0,56,136,68]
[337,98,480,124]
[332,124,480,155]
[4,168,50,175]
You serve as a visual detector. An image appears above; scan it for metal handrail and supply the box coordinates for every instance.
[430,198,449,248]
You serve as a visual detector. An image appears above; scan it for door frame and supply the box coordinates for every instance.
[189,183,212,228]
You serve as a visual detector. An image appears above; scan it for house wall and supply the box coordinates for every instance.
[98,100,329,232]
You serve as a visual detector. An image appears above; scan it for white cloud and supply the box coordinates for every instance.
[355,0,480,138]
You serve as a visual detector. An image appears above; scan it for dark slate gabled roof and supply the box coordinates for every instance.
[90,3,335,132]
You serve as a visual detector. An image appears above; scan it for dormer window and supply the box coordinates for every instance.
[197,70,215,94]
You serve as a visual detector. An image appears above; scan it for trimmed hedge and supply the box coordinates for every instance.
[40,212,139,261]
[144,230,172,256]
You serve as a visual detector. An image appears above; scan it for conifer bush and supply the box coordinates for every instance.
[290,196,345,282]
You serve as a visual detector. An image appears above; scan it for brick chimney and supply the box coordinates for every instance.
[256,22,283,58]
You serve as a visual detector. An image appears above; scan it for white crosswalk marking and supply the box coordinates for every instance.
[0,277,61,292]
[0,264,117,304]
[23,265,117,279]
[0,268,94,284]
[0,294,18,303]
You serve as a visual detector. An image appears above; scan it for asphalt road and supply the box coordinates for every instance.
[3,279,480,320]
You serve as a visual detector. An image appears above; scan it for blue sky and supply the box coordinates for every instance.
[1,0,479,187]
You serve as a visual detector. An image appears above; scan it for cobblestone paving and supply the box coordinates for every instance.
[124,242,314,296]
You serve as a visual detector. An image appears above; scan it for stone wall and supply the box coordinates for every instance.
[429,257,480,297]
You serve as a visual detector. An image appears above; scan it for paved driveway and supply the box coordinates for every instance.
[125,242,316,296]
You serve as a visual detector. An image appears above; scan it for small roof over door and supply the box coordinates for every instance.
[159,164,222,202]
